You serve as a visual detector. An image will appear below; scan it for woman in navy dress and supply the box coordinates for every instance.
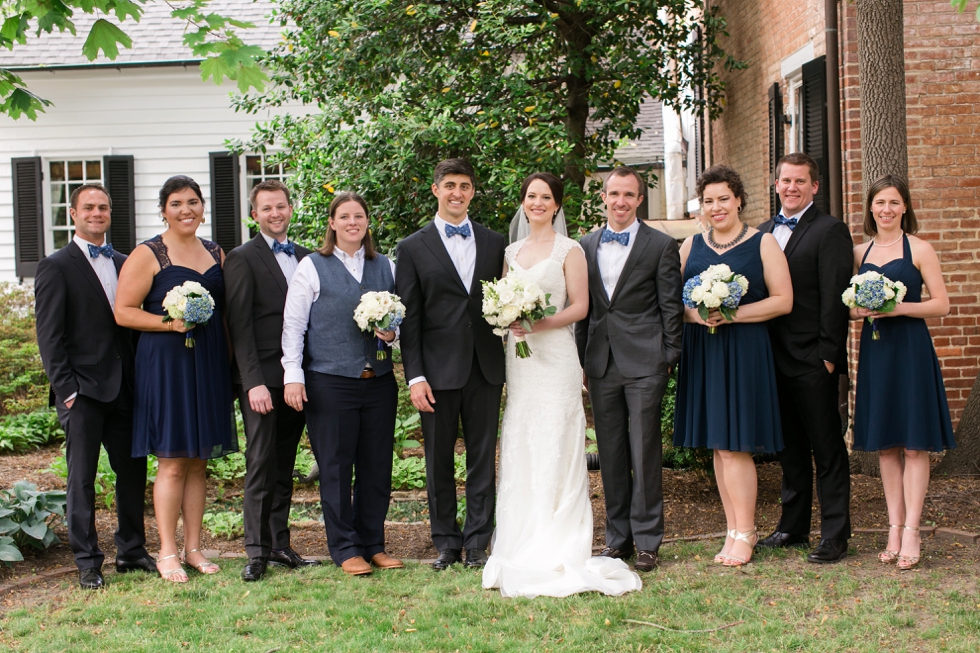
[851,175,954,571]
[674,165,793,567]
[116,176,236,583]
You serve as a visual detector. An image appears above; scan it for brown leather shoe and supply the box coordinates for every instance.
[340,556,372,576]
[596,547,633,560]
[370,552,404,569]
[634,550,659,572]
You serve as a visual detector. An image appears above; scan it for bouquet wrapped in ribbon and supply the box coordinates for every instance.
[162,281,215,348]
[841,271,907,340]
[482,275,556,358]
[682,263,750,334]
[354,291,406,360]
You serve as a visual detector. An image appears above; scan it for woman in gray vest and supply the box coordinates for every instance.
[281,192,401,576]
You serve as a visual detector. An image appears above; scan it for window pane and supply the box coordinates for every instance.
[250,178,262,189]
[264,164,278,177]
[53,207,67,226]
[246,156,262,176]
[86,161,101,180]
[50,161,65,182]
[53,230,70,249]
[68,183,82,201]
[68,161,84,180]
[51,184,66,206]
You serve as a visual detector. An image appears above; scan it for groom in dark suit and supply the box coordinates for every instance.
[225,180,318,582]
[576,167,684,572]
[757,152,853,563]
[396,158,506,571]
[35,184,155,589]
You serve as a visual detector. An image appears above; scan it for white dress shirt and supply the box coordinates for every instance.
[281,247,397,386]
[434,214,476,292]
[75,234,117,312]
[260,231,298,283]
[773,201,812,251]
[596,218,641,299]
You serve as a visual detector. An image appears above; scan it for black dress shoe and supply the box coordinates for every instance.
[79,568,104,590]
[115,556,158,574]
[807,539,848,564]
[464,548,488,568]
[432,549,462,571]
[242,558,267,582]
[756,531,810,549]
[268,547,321,569]
[634,550,659,572]
[595,546,633,560]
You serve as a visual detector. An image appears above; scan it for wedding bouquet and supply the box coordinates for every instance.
[354,291,406,360]
[482,275,556,358]
[841,271,907,340]
[162,281,215,348]
[682,263,750,334]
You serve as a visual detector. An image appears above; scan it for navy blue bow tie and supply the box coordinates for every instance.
[600,228,630,246]
[773,215,799,230]
[444,223,472,239]
[87,243,114,259]
[272,240,295,256]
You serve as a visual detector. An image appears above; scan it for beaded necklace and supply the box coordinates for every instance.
[706,222,749,250]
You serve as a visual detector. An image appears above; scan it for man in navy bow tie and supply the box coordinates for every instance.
[35,184,155,589]
[225,180,318,581]
[575,166,684,572]
[757,152,853,564]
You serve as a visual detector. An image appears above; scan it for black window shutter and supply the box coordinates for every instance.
[801,56,829,213]
[12,157,44,278]
[102,155,136,254]
[209,152,241,254]
[768,82,783,217]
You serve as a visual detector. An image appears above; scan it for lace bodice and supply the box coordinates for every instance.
[504,234,581,309]
[144,234,221,269]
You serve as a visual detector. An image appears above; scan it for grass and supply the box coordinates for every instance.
[2,541,978,652]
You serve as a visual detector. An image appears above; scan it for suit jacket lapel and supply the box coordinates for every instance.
[584,232,609,305]
[67,241,114,316]
[252,234,289,297]
[609,224,649,305]
[782,204,819,258]
[470,223,488,295]
[420,222,468,294]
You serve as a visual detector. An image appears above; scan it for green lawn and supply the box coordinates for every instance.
[3,541,979,652]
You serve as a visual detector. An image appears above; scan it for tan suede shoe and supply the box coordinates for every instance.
[370,552,405,569]
[340,556,372,576]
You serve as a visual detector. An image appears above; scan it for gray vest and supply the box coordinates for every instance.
[306,252,395,379]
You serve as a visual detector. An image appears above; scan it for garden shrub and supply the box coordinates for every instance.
[0,481,66,565]
[0,409,64,454]
[0,284,47,415]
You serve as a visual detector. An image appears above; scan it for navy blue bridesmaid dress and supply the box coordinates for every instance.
[852,236,955,452]
[132,235,237,459]
[674,232,784,453]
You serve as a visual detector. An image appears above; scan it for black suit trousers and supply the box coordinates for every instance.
[56,390,147,570]
[304,371,397,565]
[774,368,851,541]
[237,385,307,559]
[420,354,502,552]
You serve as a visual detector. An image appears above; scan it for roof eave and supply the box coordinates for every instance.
[3,59,202,72]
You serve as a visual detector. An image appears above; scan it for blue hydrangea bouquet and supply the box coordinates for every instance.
[682,263,750,334]
[841,271,907,340]
[161,281,215,348]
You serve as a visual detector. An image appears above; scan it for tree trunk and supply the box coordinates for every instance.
[850,0,909,476]
[933,370,980,476]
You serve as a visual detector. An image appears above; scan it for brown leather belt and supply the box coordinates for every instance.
[360,369,376,379]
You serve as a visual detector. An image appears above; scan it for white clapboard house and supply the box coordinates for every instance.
[0,1,284,281]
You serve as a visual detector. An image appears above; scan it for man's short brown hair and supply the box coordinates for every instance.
[69,183,112,210]
[602,166,646,196]
[775,152,820,184]
[433,158,476,186]
[249,179,292,210]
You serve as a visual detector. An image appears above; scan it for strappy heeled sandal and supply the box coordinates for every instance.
[183,548,221,574]
[897,526,921,570]
[714,529,737,564]
[877,524,902,563]
[722,529,758,567]
[157,553,188,583]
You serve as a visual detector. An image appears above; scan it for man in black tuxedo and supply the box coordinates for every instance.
[225,180,319,582]
[576,167,684,572]
[757,152,853,563]
[396,159,506,571]
[34,184,155,589]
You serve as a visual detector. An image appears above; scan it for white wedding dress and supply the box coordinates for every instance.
[482,234,642,598]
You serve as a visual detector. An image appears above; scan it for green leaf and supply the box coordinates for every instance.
[81,18,133,60]
[697,305,709,322]
[234,63,268,93]
[199,55,234,85]
[0,517,20,535]
[0,543,24,563]
[20,519,48,540]
[1,15,28,43]
[109,0,145,23]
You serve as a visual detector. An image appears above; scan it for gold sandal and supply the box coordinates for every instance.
[722,529,758,567]
[714,529,737,564]
[183,548,221,574]
[897,526,921,570]
[157,554,188,583]
[877,524,902,564]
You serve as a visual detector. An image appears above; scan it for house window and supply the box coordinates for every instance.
[245,154,290,192]
[47,159,102,251]
[787,77,804,154]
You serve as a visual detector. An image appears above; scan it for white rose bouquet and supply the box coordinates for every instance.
[162,280,215,348]
[841,271,907,340]
[482,274,557,358]
[681,263,750,334]
[354,291,406,360]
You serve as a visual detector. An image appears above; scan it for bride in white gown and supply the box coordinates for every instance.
[482,173,642,598]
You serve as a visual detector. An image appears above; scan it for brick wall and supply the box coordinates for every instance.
[711,0,980,427]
